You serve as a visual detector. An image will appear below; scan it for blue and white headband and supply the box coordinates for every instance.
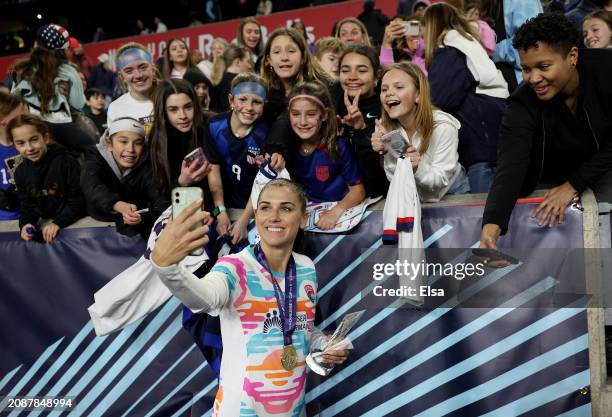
[231,82,267,100]
[117,47,153,71]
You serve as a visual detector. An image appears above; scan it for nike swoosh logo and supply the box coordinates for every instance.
[366,113,377,118]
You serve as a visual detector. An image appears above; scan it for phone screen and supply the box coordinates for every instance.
[184,147,206,168]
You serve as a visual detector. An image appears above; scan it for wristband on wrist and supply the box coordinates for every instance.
[212,205,226,217]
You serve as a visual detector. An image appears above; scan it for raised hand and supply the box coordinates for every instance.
[178,159,212,186]
[382,20,405,48]
[341,90,366,131]
[151,200,210,267]
[371,119,388,154]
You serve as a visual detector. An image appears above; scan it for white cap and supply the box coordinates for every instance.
[107,117,145,137]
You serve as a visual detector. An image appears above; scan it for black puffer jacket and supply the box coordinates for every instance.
[14,144,85,229]
[81,146,169,238]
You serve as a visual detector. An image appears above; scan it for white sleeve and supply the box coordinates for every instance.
[88,255,173,336]
[414,122,459,195]
[151,260,230,314]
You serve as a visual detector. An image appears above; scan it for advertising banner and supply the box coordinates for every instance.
[0,201,591,415]
[0,0,400,77]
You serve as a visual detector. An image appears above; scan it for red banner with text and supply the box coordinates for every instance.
[0,0,399,78]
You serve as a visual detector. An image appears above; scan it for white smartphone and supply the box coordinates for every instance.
[171,187,205,256]
[404,21,420,37]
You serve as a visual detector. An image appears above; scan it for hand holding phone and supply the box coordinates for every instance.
[172,187,206,256]
[151,198,209,267]
[184,147,207,168]
[403,21,420,37]
[381,129,409,158]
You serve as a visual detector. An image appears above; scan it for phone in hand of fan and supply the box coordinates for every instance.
[184,147,206,168]
[381,129,409,158]
[403,21,420,37]
[171,187,205,256]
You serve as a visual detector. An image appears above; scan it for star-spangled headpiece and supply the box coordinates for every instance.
[36,24,70,50]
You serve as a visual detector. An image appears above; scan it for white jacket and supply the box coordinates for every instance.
[384,110,461,203]
[443,29,509,99]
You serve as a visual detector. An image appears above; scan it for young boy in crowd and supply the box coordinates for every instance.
[8,114,85,243]
[84,88,107,135]
[314,37,345,81]
[81,117,169,238]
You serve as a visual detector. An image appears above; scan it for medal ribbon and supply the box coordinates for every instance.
[254,244,297,346]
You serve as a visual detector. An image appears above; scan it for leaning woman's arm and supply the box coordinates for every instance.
[482,97,537,234]
[150,262,230,313]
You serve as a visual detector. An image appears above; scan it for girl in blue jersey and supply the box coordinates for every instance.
[204,73,284,244]
[287,81,366,229]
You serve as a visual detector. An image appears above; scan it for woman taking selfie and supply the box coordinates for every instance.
[150,179,349,416]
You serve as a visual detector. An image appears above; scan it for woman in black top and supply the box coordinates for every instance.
[481,12,612,248]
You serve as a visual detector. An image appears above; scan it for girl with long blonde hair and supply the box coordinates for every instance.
[335,17,372,46]
[371,62,469,202]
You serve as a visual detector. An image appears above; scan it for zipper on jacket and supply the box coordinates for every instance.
[583,107,600,150]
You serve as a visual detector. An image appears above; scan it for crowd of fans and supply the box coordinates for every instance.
[0,0,611,246]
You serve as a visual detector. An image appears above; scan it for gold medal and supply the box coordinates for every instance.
[281,344,298,371]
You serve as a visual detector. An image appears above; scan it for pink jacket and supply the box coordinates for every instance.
[379,21,495,73]
[379,38,427,75]
[476,20,496,56]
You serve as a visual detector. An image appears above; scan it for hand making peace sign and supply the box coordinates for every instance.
[339,89,367,131]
